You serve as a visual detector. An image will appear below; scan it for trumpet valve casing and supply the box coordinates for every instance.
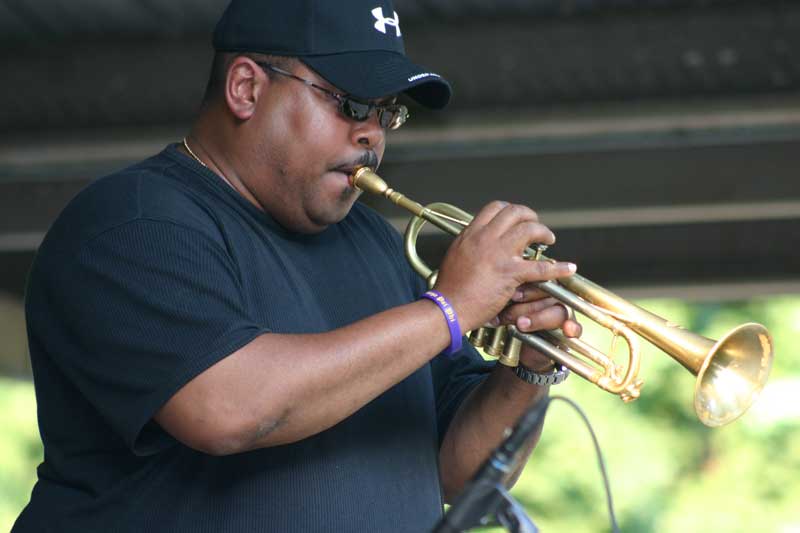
[484,326,507,357]
[469,327,490,348]
[499,335,522,367]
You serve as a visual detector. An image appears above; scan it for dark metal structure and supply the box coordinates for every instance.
[1,1,799,366]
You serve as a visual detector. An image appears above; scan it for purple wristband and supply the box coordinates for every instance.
[421,290,462,356]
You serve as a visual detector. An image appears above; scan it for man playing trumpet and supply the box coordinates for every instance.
[14,0,580,531]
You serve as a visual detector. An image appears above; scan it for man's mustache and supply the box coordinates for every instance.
[354,150,379,171]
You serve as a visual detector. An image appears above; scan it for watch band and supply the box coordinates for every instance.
[513,363,570,386]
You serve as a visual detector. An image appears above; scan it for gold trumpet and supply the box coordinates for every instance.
[350,167,774,427]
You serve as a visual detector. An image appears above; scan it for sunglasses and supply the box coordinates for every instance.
[255,62,409,130]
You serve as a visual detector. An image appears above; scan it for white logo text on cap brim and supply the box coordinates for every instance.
[408,73,442,83]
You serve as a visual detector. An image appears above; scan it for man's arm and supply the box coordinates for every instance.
[155,298,451,454]
[155,201,576,457]
[437,344,565,502]
[438,293,581,501]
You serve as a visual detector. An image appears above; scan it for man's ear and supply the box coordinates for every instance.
[224,57,264,120]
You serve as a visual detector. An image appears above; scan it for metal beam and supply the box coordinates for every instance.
[3,3,800,134]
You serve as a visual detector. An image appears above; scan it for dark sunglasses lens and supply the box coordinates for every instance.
[341,99,371,121]
[379,106,408,130]
[378,111,394,129]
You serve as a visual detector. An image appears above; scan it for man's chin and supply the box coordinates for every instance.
[331,191,361,222]
[305,191,361,231]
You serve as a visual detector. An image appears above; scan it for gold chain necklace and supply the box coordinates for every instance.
[182,137,208,168]
[182,137,239,191]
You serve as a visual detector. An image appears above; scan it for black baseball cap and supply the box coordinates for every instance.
[213,0,452,109]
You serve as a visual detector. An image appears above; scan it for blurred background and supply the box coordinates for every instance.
[1,0,799,531]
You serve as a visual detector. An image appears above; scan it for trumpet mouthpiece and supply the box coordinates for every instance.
[350,167,389,196]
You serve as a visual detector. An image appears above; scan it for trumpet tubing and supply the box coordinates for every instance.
[350,167,774,427]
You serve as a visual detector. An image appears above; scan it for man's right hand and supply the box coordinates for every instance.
[432,201,576,333]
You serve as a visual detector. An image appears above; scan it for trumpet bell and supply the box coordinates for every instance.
[695,323,773,427]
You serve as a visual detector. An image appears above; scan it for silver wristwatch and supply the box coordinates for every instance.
[513,363,570,386]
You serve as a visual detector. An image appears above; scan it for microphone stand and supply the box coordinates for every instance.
[431,397,551,533]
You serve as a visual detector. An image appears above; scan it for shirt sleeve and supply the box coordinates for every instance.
[33,218,268,455]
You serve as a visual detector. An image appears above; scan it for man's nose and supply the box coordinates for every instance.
[351,114,385,149]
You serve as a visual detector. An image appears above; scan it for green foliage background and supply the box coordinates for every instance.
[2,296,799,532]
[478,295,800,532]
[0,377,40,531]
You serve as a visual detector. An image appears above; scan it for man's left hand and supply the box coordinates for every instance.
[491,283,582,370]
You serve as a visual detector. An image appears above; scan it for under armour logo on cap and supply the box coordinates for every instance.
[372,7,401,37]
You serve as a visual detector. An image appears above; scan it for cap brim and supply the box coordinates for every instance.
[303,50,451,109]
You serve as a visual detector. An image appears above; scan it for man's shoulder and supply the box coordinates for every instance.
[41,147,220,254]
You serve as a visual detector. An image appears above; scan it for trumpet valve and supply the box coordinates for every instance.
[469,327,490,348]
[522,244,549,261]
[484,326,507,358]
[498,335,522,368]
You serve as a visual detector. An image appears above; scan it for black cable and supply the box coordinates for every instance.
[547,395,621,533]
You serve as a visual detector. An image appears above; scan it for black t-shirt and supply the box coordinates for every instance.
[14,144,493,533]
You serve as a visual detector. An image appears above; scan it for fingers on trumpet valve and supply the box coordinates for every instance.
[497,296,582,337]
[469,202,552,248]
[520,258,577,284]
